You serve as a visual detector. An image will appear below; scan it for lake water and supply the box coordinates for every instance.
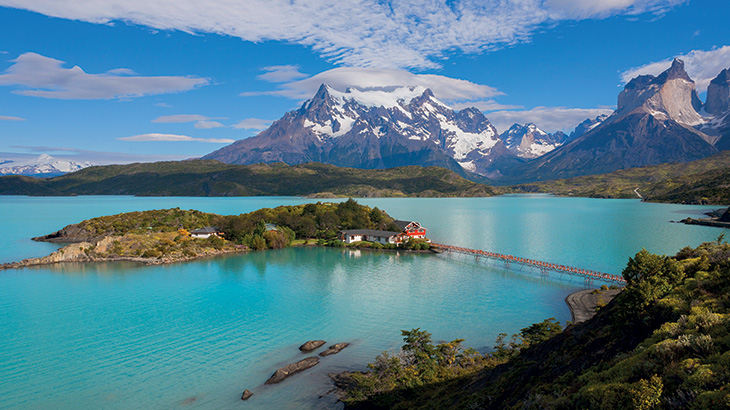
[0,196,726,409]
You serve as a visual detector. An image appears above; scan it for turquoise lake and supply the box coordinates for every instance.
[0,195,727,409]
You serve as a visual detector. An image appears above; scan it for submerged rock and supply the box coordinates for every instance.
[319,343,350,357]
[241,389,253,400]
[265,357,320,384]
[299,340,326,352]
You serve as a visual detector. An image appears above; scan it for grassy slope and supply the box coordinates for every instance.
[509,151,730,204]
[344,241,730,409]
[0,160,497,197]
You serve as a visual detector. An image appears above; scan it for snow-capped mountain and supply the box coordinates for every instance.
[505,59,728,182]
[203,84,519,177]
[499,123,569,159]
[569,114,608,139]
[0,154,94,176]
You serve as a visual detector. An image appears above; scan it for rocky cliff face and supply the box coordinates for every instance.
[616,59,705,126]
[705,68,730,116]
[203,84,520,178]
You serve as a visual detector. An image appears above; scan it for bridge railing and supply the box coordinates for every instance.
[431,243,626,284]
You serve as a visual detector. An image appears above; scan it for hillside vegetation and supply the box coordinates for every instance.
[0,160,497,197]
[339,238,730,409]
[510,151,730,204]
[29,200,402,263]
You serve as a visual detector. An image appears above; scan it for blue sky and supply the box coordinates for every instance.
[1,0,729,164]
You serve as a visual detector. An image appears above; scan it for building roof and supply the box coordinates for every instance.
[393,220,423,231]
[340,229,402,237]
[190,226,220,234]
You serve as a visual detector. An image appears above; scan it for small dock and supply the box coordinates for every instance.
[431,243,626,284]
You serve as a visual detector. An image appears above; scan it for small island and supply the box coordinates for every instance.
[1,199,432,269]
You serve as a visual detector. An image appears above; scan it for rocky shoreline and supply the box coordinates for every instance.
[679,206,730,229]
[0,236,246,270]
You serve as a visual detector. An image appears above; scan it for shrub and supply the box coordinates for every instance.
[142,249,161,258]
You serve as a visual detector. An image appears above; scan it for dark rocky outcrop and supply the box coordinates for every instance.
[319,343,350,357]
[299,340,326,352]
[264,357,320,384]
[240,389,253,400]
[705,68,730,115]
[720,207,730,222]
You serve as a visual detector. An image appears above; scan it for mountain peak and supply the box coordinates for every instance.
[705,67,730,115]
[654,58,692,84]
[710,68,730,85]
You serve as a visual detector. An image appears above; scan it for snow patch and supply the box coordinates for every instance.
[328,85,429,109]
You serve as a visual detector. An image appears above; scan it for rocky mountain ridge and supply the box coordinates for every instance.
[502,59,730,182]
[203,84,522,178]
[500,123,570,159]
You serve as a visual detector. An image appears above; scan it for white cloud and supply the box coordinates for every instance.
[152,114,212,123]
[194,120,225,129]
[258,65,308,83]
[0,115,25,121]
[620,46,730,92]
[0,0,684,69]
[233,118,272,130]
[486,106,615,134]
[0,52,208,99]
[118,133,234,143]
[155,102,172,108]
[242,67,503,102]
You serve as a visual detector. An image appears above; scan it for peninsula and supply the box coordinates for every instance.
[1,199,430,269]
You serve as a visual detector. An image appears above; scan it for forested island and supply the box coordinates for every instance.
[333,239,730,409]
[1,200,430,269]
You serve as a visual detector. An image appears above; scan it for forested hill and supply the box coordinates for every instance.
[0,160,496,198]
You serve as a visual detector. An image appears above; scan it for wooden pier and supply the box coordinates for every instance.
[431,243,626,284]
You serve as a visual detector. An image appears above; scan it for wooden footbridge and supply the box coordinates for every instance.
[431,243,626,284]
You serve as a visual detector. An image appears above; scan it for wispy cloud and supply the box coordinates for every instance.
[451,101,523,112]
[118,133,234,143]
[0,0,684,69]
[258,65,308,83]
[152,114,213,123]
[545,0,686,19]
[152,114,227,129]
[486,106,615,134]
[194,120,225,129]
[0,115,26,121]
[154,102,172,108]
[0,52,208,99]
[232,118,272,130]
[620,45,730,92]
[7,145,189,163]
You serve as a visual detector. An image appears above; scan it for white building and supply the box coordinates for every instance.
[190,226,222,239]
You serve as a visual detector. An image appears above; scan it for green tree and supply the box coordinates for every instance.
[621,249,684,310]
